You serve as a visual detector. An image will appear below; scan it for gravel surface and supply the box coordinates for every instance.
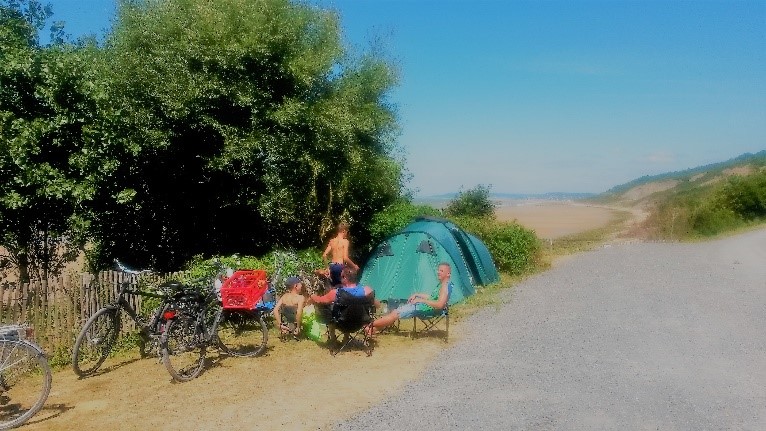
[335,228,766,430]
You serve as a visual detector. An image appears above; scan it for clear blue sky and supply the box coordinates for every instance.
[47,0,766,196]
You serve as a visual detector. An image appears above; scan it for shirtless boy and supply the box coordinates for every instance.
[322,222,359,287]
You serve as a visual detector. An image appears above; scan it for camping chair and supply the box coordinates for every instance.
[314,289,376,356]
[411,304,449,342]
[411,282,453,342]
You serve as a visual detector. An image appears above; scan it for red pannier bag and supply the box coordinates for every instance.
[220,269,269,310]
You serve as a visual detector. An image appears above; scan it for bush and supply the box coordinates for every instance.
[644,170,766,240]
[444,185,496,218]
[452,216,540,276]
[717,172,766,221]
[368,200,441,247]
[691,205,741,237]
[180,249,323,296]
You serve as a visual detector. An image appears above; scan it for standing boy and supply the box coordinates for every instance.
[322,222,359,287]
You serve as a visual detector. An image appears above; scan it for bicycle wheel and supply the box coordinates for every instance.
[160,315,205,382]
[72,307,120,377]
[216,311,268,358]
[0,340,52,430]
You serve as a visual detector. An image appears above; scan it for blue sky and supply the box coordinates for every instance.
[47,0,766,196]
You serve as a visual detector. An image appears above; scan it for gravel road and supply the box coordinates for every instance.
[335,228,766,430]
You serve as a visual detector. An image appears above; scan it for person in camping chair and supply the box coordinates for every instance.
[309,267,373,304]
[321,222,359,287]
[309,266,375,343]
[368,262,452,335]
[273,276,306,338]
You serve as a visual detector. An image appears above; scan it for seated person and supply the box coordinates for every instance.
[369,262,452,335]
[309,267,373,304]
[309,267,374,343]
[273,276,306,338]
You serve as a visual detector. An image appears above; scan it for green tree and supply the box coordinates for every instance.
[367,199,441,247]
[444,184,496,218]
[81,0,402,271]
[0,0,96,281]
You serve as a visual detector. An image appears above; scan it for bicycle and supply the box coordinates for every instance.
[161,270,270,382]
[72,280,188,377]
[0,325,51,430]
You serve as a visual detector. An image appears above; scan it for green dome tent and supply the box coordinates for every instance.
[359,217,499,304]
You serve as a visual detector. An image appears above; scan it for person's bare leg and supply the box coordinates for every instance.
[367,311,400,335]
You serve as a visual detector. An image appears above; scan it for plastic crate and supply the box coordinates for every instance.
[220,270,269,310]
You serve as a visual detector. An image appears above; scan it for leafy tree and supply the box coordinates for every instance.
[0,0,96,281]
[367,199,441,248]
[444,184,496,219]
[81,0,402,271]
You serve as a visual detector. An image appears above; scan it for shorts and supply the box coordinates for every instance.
[394,303,418,319]
[329,262,343,286]
[395,303,435,319]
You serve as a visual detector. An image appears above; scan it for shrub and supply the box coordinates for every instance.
[716,172,766,221]
[180,249,323,296]
[691,205,741,237]
[368,200,441,247]
[444,184,496,218]
[452,216,540,275]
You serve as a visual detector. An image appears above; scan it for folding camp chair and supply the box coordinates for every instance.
[314,289,376,356]
[411,304,449,342]
[411,282,452,342]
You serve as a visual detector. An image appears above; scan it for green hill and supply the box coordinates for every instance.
[595,150,766,239]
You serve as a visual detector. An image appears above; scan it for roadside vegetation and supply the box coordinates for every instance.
[596,151,766,242]
[645,169,766,240]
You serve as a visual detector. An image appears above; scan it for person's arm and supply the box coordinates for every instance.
[322,240,332,262]
[412,282,449,310]
[340,240,359,269]
[407,293,429,302]
[294,296,306,334]
[310,289,337,304]
[272,297,284,326]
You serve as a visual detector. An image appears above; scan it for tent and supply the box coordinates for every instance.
[359,217,499,305]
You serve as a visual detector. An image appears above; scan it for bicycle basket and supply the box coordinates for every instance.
[220,270,269,310]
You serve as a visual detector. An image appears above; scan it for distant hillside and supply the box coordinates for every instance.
[423,192,596,201]
[601,150,766,200]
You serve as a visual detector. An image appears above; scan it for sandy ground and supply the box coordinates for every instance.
[494,200,621,239]
[20,201,628,431]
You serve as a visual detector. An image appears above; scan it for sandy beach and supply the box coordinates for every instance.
[494,200,622,239]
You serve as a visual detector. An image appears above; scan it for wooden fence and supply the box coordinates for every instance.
[0,270,149,360]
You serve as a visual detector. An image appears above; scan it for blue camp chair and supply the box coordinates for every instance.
[381,297,449,342]
[412,304,449,342]
[314,289,376,356]
[410,282,452,342]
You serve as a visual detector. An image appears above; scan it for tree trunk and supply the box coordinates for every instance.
[17,252,30,284]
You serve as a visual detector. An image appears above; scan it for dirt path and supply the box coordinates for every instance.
[23,201,633,430]
[25,330,457,430]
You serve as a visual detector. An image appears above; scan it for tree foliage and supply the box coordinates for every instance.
[1,0,404,276]
[444,184,496,219]
[0,0,100,281]
[367,199,441,247]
